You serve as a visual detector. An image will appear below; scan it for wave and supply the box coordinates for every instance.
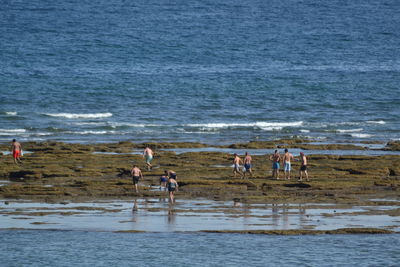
[0,129,26,133]
[300,129,310,133]
[43,113,113,119]
[366,120,386,124]
[5,112,17,116]
[336,128,363,133]
[185,121,303,128]
[350,133,373,138]
[0,129,26,135]
[66,130,117,135]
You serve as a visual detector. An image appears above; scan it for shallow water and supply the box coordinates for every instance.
[1,199,399,232]
[161,147,400,156]
[0,230,399,267]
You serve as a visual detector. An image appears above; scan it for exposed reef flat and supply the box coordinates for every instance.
[0,140,399,206]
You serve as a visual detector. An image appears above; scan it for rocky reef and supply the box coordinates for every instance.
[0,140,399,206]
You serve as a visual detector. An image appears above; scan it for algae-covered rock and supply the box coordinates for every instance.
[384,141,400,151]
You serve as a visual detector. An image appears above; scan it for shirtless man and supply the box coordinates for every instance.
[243,152,253,178]
[11,139,22,164]
[269,150,281,180]
[282,148,295,180]
[299,152,309,181]
[233,153,243,178]
[143,146,154,170]
[130,165,143,193]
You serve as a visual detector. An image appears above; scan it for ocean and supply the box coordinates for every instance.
[1,0,399,144]
[1,230,399,267]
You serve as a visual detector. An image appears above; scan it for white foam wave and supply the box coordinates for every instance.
[300,129,310,133]
[186,121,303,128]
[351,133,373,138]
[73,122,108,126]
[0,129,26,135]
[5,112,17,116]
[44,113,113,119]
[67,130,116,135]
[337,128,363,133]
[259,126,283,131]
[0,129,26,133]
[366,120,386,124]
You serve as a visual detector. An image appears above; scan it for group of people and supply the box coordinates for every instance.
[233,149,309,181]
[131,146,179,203]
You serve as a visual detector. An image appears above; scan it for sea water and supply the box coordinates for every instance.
[1,1,400,265]
[1,0,399,144]
[0,230,399,266]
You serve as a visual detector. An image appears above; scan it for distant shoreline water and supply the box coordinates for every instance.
[0,111,396,144]
[1,0,399,144]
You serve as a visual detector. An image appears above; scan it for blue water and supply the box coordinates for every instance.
[0,230,398,267]
[1,0,399,144]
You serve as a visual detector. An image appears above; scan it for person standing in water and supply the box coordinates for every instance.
[282,148,295,180]
[131,164,143,193]
[160,171,169,190]
[269,150,281,180]
[299,152,309,181]
[167,175,178,203]
[11,139,22,164]
[143,146,154,171]
[233,153,243,178]
[243,152,253,178]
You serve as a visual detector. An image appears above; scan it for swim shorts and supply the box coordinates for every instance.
[233,164,240,171]
[170,172,177,179]
[160,176,167,183]
[284,162,291,172]
[300,165,307,171]
[272,162,280,170]
[13,150,20,159]
[244,164,251,171]
[145,155,153,164]
[132,176,140,184]
[168,187,176,192]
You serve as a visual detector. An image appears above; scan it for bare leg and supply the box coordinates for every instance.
[305,171,309,181]
[169,192,174,203]
[134,184,138,193]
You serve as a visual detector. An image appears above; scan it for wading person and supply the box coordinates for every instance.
[299,152,309,182]
[131,164,143,193]
[282,148,294,180]
[167,175,178,203]
[143,146,154,171]
[233,153,243,178]
[11,139,22,164]
[160,171,169,190]
[166,169,177,180]
[269,150,281,180]
[243,152,253,178]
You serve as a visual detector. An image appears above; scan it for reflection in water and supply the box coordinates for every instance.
[298,204,307,228]
[167,203,176,226]
[132,199,138,212]
[272,204,279,227]
[2,199,398,232]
